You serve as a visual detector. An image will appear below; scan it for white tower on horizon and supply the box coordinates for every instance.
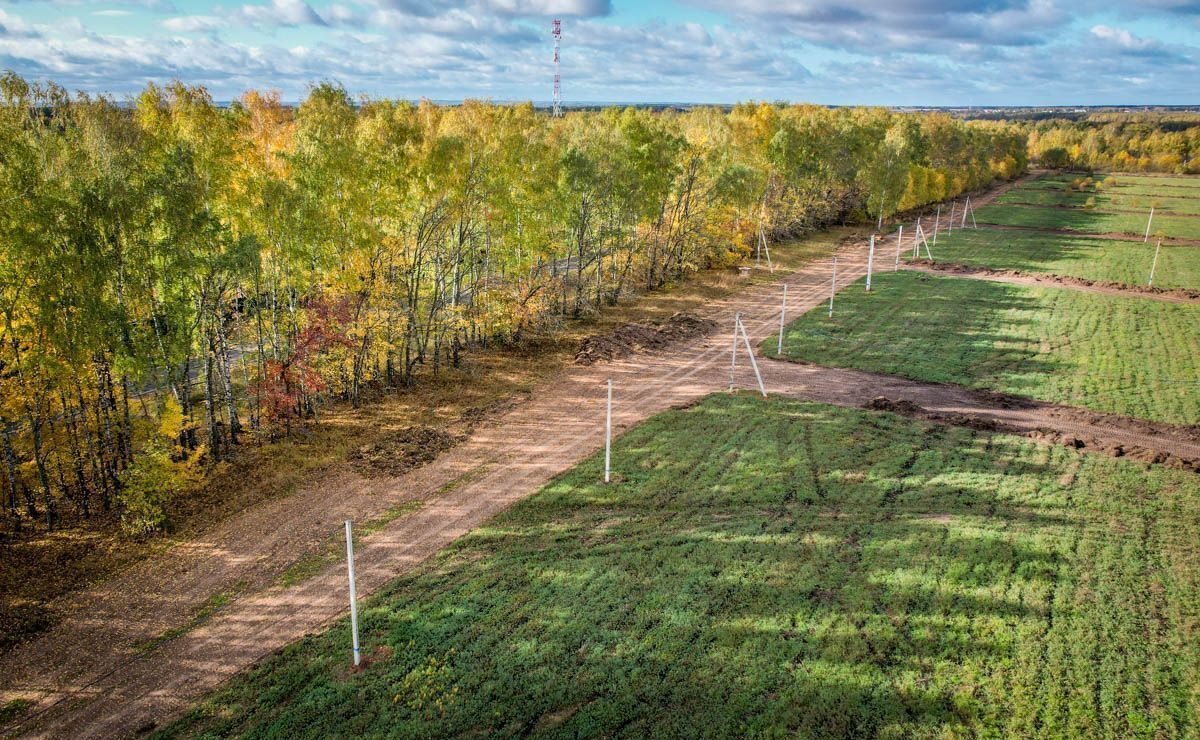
[552,19,562,117]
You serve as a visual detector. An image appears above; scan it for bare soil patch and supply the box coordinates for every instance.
[862,394,1200,472]
[574,311,718,365]
[907,260,1200,302]
[348,427,465,478]
[863,396,1009,432]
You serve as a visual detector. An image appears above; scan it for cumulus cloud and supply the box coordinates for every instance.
[682,0,1069,53]
[238,0,327,27]
[161,15,223,33]
[0,0,1195,105]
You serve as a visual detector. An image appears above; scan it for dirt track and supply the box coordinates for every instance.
[902,261,1200,303]
[7,175,1200,738]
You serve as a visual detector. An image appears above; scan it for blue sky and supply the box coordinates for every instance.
[0,0,1196,104]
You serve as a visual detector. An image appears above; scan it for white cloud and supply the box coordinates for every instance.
[238,0,326,27]
[1091,24,1155,50]
[161,15,222,33]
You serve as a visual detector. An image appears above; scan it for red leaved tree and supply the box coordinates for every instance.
[251,295,353,432]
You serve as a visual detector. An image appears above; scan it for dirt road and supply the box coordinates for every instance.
[8,176,1199,738]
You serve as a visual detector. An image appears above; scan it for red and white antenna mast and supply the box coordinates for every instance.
[552,19,562,117]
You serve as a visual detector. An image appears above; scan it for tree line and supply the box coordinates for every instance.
[1025,113,1200,173]
[0,73,1027,537]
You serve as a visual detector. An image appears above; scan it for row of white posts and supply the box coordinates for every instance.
[338,193,1007,666]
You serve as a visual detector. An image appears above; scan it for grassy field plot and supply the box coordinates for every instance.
[1017,174,1200,200]
[771,272,1200,424]
[997,186,1200,216]
[916,229,1200,289]
[159,394,1200,738]
[1103,174,1200,189]
[974,203,1200,240]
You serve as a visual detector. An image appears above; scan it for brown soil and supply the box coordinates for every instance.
[863,395,1200,471]
[574,312,718,365]
[12,174,1195,739]
[906,260,1200,303]
[862,396,1008,432]
[348,427,465,478]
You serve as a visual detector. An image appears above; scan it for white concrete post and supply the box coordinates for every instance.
[345,520,361,667]
[777,283,787,355]
[913,218,922,258]
[1149,239,1162,286]
[948,201,955,234]
[866,234,876,291]
[961,197,969,228]
[895,225,903,270]
[1144,207,1155,243]
[729,311,740,390]
[737,316,767,397]
[932,206,941,246]
[829,257,837,317]
[604,379,612,483]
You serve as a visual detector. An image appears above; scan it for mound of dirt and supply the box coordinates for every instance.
[864,396,1200,473]
[863,397,924,415]
[575,312,718,365]
[863,396,1008,432]
[348,426,464,478]
[1025,429,1200,473]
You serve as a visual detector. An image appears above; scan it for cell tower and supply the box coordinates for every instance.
[552,19,562,117]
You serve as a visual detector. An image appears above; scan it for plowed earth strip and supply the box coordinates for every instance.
[8,175,1198,738]
[901,261,1200,303]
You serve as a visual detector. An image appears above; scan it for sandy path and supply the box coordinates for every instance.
[10,175,1198,738]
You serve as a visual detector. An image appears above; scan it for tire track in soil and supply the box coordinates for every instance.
[5,175,1198,739]
[900,262,1200,304]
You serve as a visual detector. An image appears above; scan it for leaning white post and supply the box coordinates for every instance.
[604,379,612,483]
[1144,207,1155,243]
[895,225,903,270]
[932,206,941,246]
[1149,239,1162,286]
[829,257,837,317]
[729,311,740,390]
[913,218,922,258]
[737,316,768,397]
[948,202,955,234]
[866,234,876,291]
[777,284,787,355]
[345,520,361,667]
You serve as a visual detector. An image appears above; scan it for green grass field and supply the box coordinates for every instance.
[1029,174,1200,189]
[974,203,1200,240]
[159,394,1200,738]
[1021,173,1200,200]
[914,229,1200,290]
[770,272,1200,424]
[997,186,1200,216]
